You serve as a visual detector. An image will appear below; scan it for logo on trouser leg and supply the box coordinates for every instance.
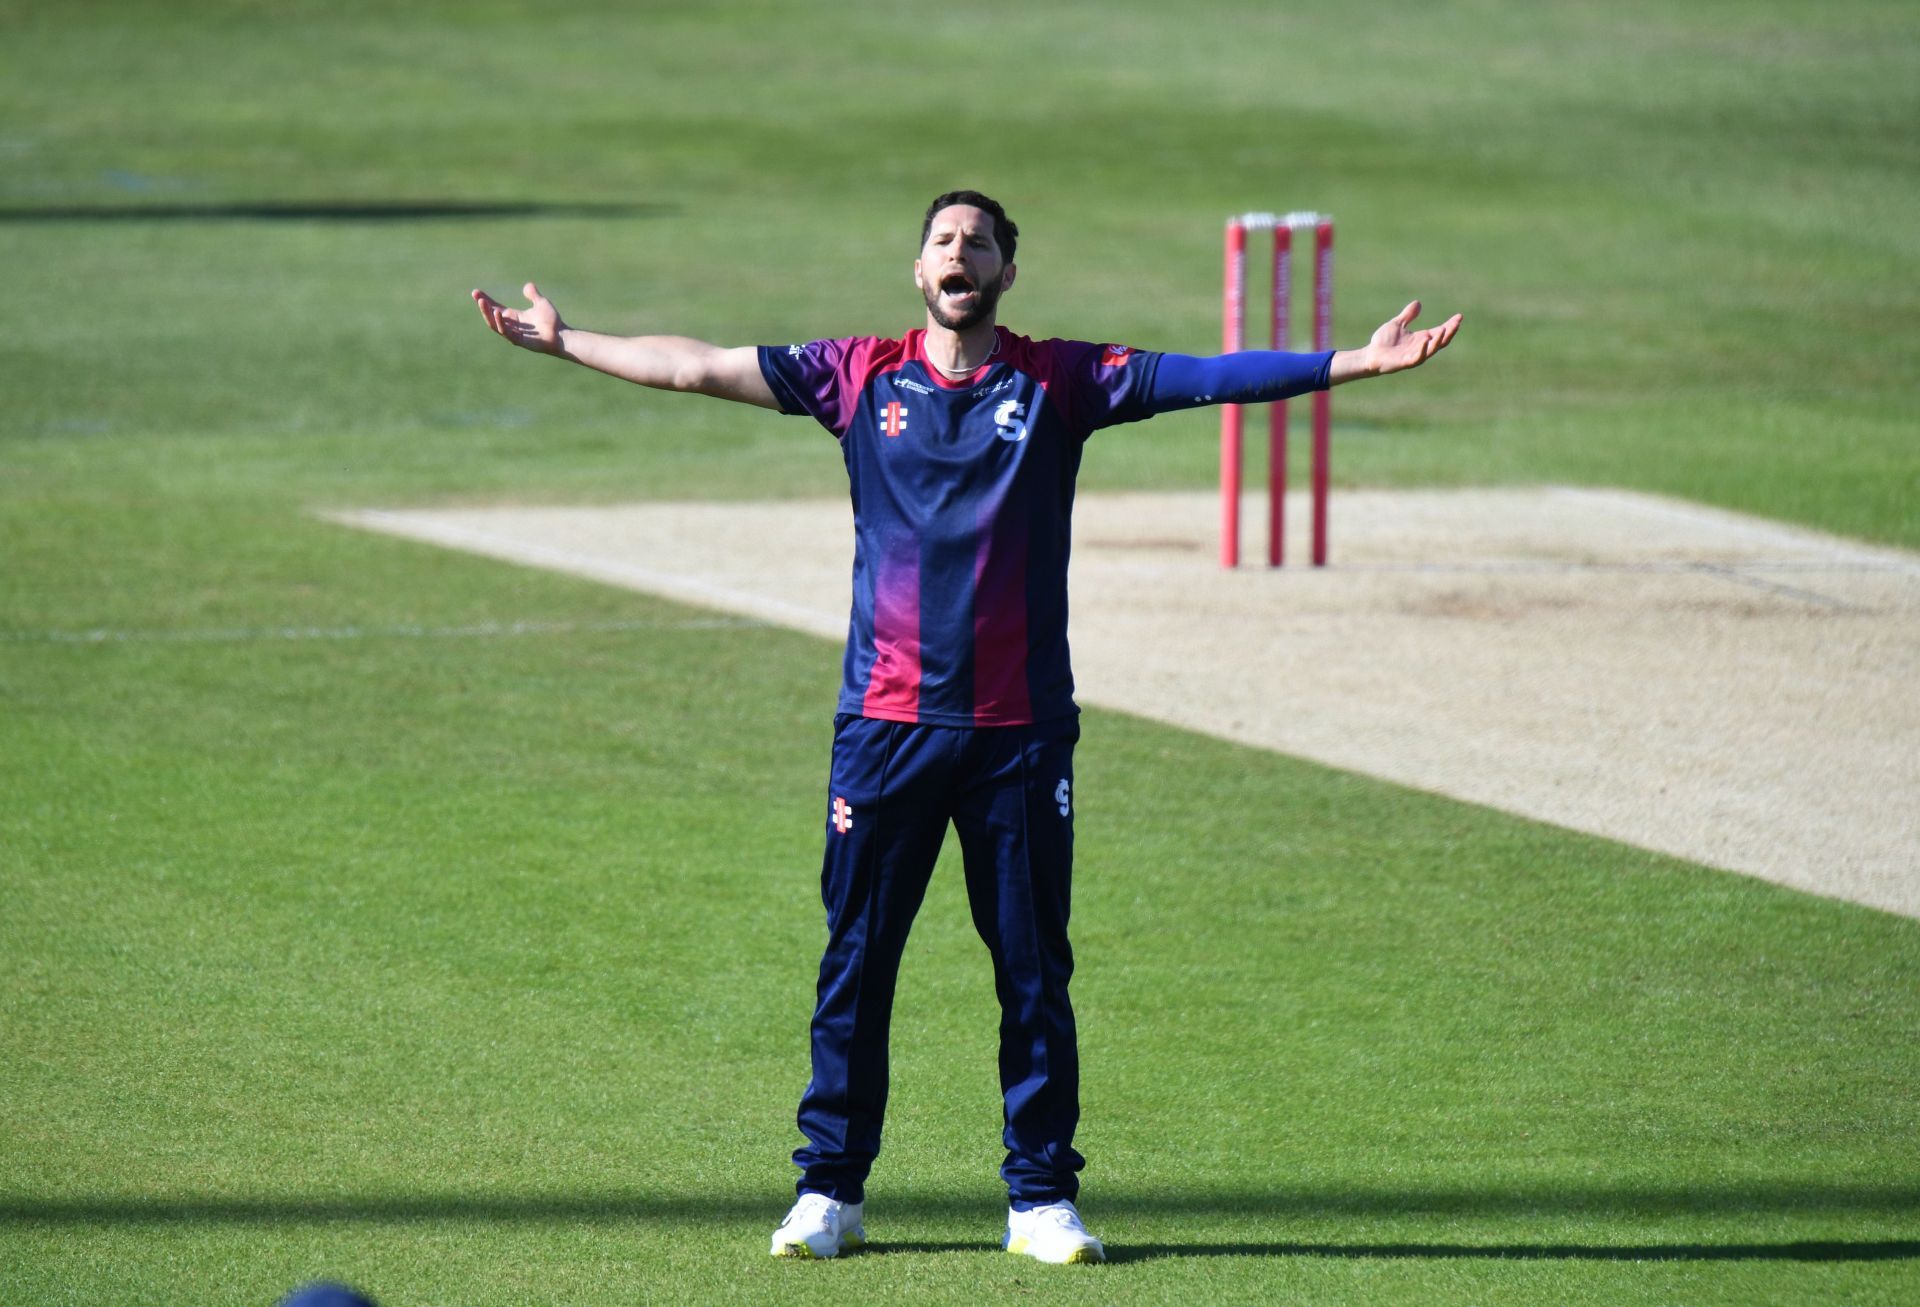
[1054,779,1070,817]
[832,796,854,834]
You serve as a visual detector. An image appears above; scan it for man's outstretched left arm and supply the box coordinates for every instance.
[1139,301,1462,416]
[1327,301,1462,385]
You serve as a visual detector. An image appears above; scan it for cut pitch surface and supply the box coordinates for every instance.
[332,488,1920,918]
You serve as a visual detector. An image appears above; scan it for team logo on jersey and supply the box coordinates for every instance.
[832,796,854,834]
[893,376,933,395]
[788,343,805,357]
[1100,345,1134,368]
[881,401,910,438]
[993,399,1028,442]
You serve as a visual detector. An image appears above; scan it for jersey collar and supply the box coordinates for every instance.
[912,326,1007,390]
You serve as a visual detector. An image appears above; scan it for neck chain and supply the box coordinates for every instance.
[930,334,998,377]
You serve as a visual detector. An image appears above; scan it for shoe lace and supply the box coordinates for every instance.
[785,1192,837,1224]
[1037,1203,1085,1230]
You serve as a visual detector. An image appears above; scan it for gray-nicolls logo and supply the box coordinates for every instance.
[1054,778,1071,817]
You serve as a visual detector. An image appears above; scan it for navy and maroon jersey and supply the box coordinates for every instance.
[759,327,1162,728]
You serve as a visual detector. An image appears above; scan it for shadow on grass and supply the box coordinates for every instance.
[1111,1240,1920,1264]
[0,201,671,223]
[7,1182,1918,1242]
[870,1239,1920,1263]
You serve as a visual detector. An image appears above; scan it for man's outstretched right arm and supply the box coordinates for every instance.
[470,282,781,411]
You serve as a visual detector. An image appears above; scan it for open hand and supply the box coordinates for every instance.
[471,282,565,354]
[1360,301,1461,376]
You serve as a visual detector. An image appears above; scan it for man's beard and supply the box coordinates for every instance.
[922,276,1002,331]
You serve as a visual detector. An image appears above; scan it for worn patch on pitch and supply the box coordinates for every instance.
[329,489,1920,918]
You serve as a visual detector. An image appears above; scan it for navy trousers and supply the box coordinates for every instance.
[794,713,1084,1208]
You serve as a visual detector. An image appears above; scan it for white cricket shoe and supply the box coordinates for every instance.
[770,1192,865,1259]
[1004,1200,1105,1264]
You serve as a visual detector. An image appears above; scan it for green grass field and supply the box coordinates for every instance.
[4,1,1917,1302]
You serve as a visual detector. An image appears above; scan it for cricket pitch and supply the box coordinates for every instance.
[331,488,1920,918]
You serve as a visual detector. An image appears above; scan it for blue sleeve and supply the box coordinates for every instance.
[1144,350,1334,415]
[1057,341,1163,436]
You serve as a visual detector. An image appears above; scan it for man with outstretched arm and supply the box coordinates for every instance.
[472,190,1460,1265]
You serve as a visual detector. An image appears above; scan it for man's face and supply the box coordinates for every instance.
[914,204,1015,331]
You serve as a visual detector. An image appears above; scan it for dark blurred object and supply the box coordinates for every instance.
[276,1284,378,1307]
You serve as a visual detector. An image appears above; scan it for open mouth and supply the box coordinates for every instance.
[939,272,977,300]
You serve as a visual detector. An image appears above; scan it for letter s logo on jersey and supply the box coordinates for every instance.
[993,399,1028,443]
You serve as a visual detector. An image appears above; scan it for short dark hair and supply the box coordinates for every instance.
[920,190,1018,265]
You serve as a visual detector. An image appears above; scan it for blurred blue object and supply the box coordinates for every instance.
[276,1284,377,1307]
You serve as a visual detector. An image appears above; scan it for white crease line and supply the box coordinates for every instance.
[1550,487,1920,575]
[1072,559,1913,602]
[329,510,849,640]
[1683,563,1861,611]
[1184,560,1913,576]
[1,617,764,646]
